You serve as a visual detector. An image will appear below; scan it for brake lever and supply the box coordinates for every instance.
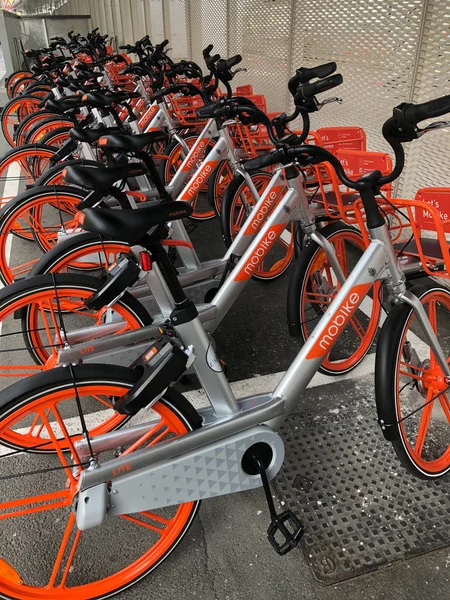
[417,120,450,137]
[232,68,248,76]
[316,96,343,110]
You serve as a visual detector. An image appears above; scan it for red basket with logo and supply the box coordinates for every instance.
[316,127,367,154]
[353,188,450,278]
[310,149,393,222]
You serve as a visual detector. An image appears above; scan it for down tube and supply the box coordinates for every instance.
[269,240,387,429]
[212,188,296,328]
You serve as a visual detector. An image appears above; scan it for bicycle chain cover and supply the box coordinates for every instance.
[113,337,190,415]
[84,254,140,310]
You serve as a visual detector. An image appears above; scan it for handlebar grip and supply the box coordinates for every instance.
[203,44,214,58]
[244,149,284,174]
[301,73,343,99]
[225,54,242,69]
[288,62,337,95]
[300,62,336,83]
[159,39,169,50]
[402,95,450,125]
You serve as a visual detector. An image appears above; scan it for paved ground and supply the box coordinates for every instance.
[0,86,448,599]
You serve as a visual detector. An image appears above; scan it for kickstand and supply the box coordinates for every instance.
[253,456,304,555]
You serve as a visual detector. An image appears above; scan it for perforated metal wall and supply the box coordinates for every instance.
[59,0,450,196]
[228,0,293,112]
[400,0,450,197]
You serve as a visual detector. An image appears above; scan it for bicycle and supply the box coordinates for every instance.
[0,92,448,599]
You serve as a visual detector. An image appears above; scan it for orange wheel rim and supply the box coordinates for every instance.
[46,242,132,273]
[0,386,196,598]
[395,290,450,473]
[301,230,381,372]
[0,194,81,284]
[0,286,145,449]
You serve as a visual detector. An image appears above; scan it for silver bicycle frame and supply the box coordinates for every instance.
[77,216,450,499]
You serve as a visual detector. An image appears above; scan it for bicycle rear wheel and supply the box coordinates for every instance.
[375,282,450,478]
[0,273,152,446]
[1,95,42,147]
[0,365,200,599]
[0,186,86,284]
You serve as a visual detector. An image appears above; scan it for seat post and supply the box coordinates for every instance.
[148,239,191,307]
[138,151,172,201]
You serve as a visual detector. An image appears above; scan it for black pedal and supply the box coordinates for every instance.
[252,455,304,556]
[85,255,140,310]
[267,510,304,556]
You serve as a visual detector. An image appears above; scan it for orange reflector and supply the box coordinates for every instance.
[82,94,88,101]
[62,168,67,179]
[98,137,108,146]
[0,558,23,585]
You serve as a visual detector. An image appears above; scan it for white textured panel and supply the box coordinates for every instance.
[228,0,293,111]
[400,0,450,197]
[290,0,425,157]
[149,0,165,43]
[166,0,189,61]
[188,0,228,70]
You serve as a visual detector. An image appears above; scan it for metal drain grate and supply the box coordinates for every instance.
[274,376,450,585]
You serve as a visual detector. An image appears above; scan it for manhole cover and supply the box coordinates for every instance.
[274,375,450,585]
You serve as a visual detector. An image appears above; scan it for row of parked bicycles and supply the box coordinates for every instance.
[0,27,448,599]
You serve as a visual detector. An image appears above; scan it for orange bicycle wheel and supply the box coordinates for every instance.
[0,187,85,284]
[1,95,42,147]
[0,274,152,441]
[376,283,450,478]
[6,70,32,98]
[29,232,133,277]
[0,366,200,599]
[223,171,294,280]
[289,221,381,375]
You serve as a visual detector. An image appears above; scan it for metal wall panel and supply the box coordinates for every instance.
[400,0,450,197]
[228,0,292,111]
[165,0,189,61]
[149,0,165,43]
[188,0,227,67]
[60,0,450,197]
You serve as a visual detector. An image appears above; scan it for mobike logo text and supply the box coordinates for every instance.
[234,223,285,282]
[182,138,209,172]
[243,185,284,236]
[180,161,219,200]
[138,105,158,129]
[306,283,372,359]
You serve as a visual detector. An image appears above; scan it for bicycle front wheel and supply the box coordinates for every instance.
[287,221,381,375]
[375,282,450,478]
[0,364,201,599]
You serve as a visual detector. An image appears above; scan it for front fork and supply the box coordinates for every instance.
[371,223,450,379]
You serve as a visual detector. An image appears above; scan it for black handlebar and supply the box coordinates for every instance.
[299,73,343,100]
[288,62,336,96]
[396,95,450,126]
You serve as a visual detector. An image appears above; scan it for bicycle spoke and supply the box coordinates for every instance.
[48,513,81,588]
[121,422,166,456]
[40,411,78,484]
[0,490,71,520]
[414,389,434,457]
[120,513,166,534]
[438,392,450,423]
